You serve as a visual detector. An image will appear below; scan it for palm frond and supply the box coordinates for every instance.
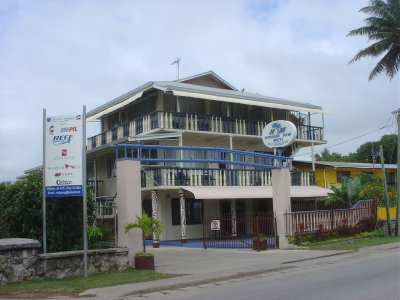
[348,0,400,80]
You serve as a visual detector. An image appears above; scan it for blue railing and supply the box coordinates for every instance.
[111,144,291,169]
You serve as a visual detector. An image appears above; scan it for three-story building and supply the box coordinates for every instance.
[86,71,329,243]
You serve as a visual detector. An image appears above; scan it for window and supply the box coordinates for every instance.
[171,198,203,225]
[386,172,395,185]
[336,171,350,183]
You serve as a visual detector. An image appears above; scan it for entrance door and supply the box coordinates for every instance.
[220,200,246,235]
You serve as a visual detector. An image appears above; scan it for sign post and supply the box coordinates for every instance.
[42,109,47,254]
[43,107,87,276]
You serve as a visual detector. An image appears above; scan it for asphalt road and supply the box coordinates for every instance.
[129,247,400,300]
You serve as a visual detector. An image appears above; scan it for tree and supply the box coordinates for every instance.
[315,135,397,164]
[0,172,95,252]
[348,0,400,81]
[315,148,344,161]
[351,134,397,163]
[125,213,162,254]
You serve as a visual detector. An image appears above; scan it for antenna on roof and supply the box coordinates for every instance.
[170,57,181,80]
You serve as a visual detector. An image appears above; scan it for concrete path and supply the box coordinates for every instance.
[81,245,362,299]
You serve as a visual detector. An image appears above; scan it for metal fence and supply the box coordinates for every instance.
[203,212,277,250]
[285,199,376,235]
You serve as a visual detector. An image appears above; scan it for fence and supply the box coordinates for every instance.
[285,199,376,235]
[291,198,354,212]
[203,212,277,250]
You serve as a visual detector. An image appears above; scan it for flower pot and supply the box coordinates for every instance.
[253,240,267,251]
[135,255,155,270]
[152,240,160,248]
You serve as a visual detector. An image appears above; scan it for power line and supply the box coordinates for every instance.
[295,125,388,158]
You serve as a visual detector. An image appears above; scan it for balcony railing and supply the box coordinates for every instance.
[87,111,324,150]
[290,170,316,186]
[141,166,315,188]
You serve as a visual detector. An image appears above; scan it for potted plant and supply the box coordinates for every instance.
[125,213,162,270]
[253,233,267,251]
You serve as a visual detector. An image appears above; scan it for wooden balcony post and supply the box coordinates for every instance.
[160,112,164,129]
[151,190,160,248]
[231,199,237,237]
[179,189,187,243]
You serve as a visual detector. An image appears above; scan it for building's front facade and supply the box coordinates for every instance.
[86,71,329,243]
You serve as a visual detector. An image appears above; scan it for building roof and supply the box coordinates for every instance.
[87,71,327,121]
[177,70,238,90]
[294,160,397,170]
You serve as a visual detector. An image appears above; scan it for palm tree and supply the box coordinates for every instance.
[125,213,162,254]
[348,0,400,81]
[327,177,362,205]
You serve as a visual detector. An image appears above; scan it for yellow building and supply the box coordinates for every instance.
[293,160,397,189]
[293,160,398,218]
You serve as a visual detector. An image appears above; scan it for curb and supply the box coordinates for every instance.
[116,266,295,297]
[281,250,354,264]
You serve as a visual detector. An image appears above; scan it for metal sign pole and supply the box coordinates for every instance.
[42,109,47,254]
[82,105,88,277]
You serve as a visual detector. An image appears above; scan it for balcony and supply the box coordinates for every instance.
[141,166,315,188]
[87,111,325,150]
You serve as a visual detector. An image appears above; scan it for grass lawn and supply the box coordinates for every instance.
[0,269,181,297]
[309,236,400,251]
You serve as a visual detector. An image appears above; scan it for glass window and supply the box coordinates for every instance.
[336,171,351,183]
[171,198,203,225]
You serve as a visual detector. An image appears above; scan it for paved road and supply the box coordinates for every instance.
[127,247,400,300]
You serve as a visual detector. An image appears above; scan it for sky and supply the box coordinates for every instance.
[0,0,398,182]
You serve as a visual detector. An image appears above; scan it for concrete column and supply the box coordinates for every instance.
[272,168,291,249]
[151,190,160,248]
[116,160,142,266]
[179,189,187,243]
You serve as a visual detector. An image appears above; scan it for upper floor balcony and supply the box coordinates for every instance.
[87,110,325,151]
[141,166,316,189]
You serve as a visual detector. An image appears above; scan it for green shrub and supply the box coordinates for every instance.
[88,225,114,249]
[0,172,95,252]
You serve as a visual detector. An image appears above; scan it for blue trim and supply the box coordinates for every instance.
[111,144,291,169]
[45,185,83,197]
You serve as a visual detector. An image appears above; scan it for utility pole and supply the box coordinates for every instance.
[380,145,392,236]
[392,109,399,236]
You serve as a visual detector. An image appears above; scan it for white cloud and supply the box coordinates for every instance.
[0,0,398,181]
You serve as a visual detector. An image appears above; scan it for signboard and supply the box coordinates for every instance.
[210,220,221,231]
[44,114,83,197]
[261,120,297,148]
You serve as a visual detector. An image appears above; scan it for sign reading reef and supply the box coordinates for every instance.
[261,120,297,148]
[44,114,83,197]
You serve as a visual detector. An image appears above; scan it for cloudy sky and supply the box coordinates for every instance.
[0,0,398,181]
